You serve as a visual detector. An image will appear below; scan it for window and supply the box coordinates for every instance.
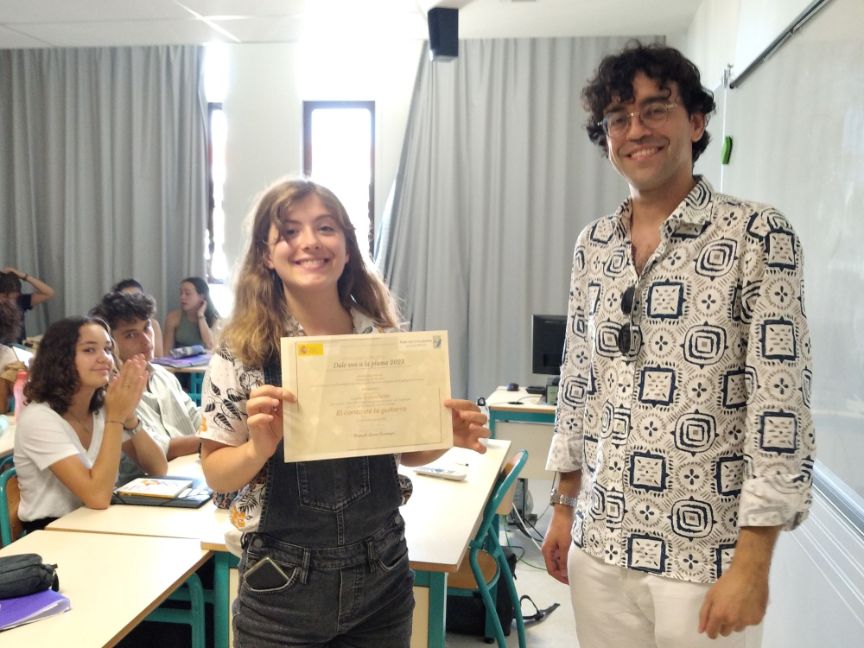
[206,101,227,283]
[303,101,375,254]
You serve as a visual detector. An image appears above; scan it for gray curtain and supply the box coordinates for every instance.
[0,45,208,333]
[376,37,653,399]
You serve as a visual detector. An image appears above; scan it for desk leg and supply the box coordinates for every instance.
[489,411,500,439]
[414,570,447,648]
[214,551,239,648]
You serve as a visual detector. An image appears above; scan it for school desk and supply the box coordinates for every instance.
[487,386,556,480]
[46,456,232,646]
[400,439,511,647]
[47,441,510,648]
[0,530,210,646]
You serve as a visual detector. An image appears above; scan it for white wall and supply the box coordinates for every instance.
[218,40,423,286]
[671,0,819,91]
[668,0,739,91]
[675,2,864,647]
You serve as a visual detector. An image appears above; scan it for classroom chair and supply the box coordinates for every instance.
[447,449,529,648]
[176,371,204,406]
[0,465,23,546]
[146,572,207,648]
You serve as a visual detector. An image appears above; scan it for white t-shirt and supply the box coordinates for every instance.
[13,402,126,521]
[118,363,201,484]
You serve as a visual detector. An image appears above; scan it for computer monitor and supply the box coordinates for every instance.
[531,314,566,376]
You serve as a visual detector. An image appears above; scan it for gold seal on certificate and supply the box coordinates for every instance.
[280,331,453,461]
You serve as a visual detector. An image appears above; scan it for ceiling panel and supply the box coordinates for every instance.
[0,0,701,48]
[0,0,188,23]
[0,23,49,47]
[12,19,230,47]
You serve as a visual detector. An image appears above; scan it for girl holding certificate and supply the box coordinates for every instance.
[200,178,489,647]
[14,316,167,531]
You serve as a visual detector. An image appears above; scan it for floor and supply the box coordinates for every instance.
[445,486,576,648]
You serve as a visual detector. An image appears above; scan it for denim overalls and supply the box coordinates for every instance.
[233,357,415,647]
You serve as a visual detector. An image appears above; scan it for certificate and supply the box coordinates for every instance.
[281,331,453,461]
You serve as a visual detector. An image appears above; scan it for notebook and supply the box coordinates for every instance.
[0,588,71,630]
[112,475,212,509]
[115,477,194,499]
[152,354,210,369]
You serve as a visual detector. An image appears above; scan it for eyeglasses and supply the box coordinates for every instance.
[617,285,640,359]
[599,101,678,139]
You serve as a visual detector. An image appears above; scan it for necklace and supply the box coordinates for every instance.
[65,410,93,436]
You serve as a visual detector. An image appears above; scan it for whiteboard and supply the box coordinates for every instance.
[719,0,864,500]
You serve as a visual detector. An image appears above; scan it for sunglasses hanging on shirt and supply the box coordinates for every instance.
[617,284,641,359]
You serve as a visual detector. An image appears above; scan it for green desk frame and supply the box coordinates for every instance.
[488,407,555,436]
[212,551,240,648]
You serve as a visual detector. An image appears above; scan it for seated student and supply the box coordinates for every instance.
[13,316,167,531]
[0,267,56,343]
[163,276,220,351]
[112,278,165,358]
[0,301,22,413]
[91,291,202,484]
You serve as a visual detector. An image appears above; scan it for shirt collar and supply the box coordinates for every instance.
[612,176,716,238]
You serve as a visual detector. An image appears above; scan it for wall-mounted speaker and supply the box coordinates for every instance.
[428,7,458,61]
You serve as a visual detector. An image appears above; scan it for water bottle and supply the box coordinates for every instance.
[13,370,27,423]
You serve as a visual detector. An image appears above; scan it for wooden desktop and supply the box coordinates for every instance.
[47,442,511,648]
[0,530,210,646]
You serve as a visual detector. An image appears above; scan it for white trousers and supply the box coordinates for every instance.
[567,545,763,648]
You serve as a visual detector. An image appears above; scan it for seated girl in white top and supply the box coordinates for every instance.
[13,316,167,532]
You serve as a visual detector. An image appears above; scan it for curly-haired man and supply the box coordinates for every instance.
[542,42,815,647]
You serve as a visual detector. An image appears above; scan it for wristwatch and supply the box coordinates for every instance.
[549,491,578,507]
[124,420,144,435]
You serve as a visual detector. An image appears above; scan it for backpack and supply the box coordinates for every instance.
[445,546,517,638]
[0,553,59,599]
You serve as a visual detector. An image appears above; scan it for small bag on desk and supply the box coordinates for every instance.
[0,553,59,599]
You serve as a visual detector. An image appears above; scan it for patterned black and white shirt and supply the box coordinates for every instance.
[545,178,815,584]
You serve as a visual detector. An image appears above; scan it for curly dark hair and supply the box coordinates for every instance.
[25,316,111,414]
[582,41,716,162]
[111,278,145,293]
[90,291,155,331]
[0,300,21,343]
[0,272,22,294]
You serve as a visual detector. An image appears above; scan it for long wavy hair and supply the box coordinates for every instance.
[24,317,111,414]
[181,276,219,327]
[221,178,399,367]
